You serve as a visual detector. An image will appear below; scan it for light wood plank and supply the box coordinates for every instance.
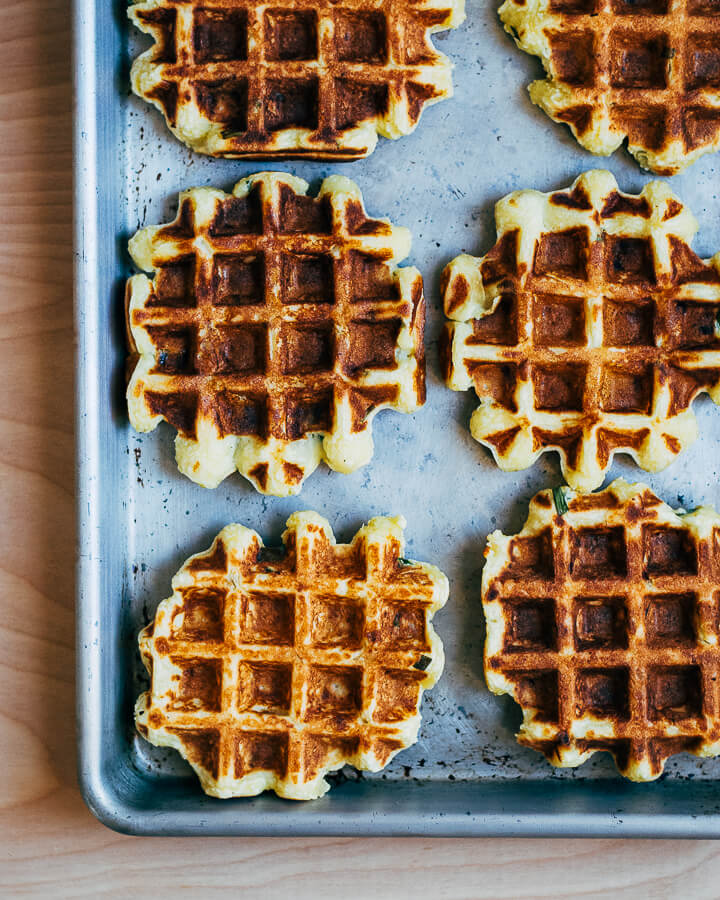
[3,0,720,895]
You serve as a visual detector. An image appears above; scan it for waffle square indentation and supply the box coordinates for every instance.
[574,597,628,650]
[647,665,703,721]
[504,598,557,652]
[209,194,263,237]
[600,364,653,413]
[548,0,597,11]
[145,391,199,437]
[193,8,248,63]
[614,106,668,151]
[171,657,223,712]
[605,236,655,284]
[668,300,720,348]
[264,9,318,61]
[305,665,363,718]
[576,667,630,719]
[239,591,295,645]
[609,32,669,89]
[265,78,319,131]
[174,587,226,641]
[195,79,248,131]
[349,251,399,301]
[202,324,268,375]
[688,0,720,14]
[212,254,265,306]
[214,391,267,438]
[507,529,555,579]
[148,326,196,375]
[686,34,720,90]
[372,669,425,723]
[532,294,586,346]
[533,363,586,411]
[169,728,221,778]
[570,527,628,578]
[136,7,177,64]
[281,253,334,303]
[281,324,334,375]
[611,0,669,12]
[549,31,596,87]
[683,107,720,151]
[334,80,390,130]
[302,734,361,780]
[645,593,696,646]
[471,293,518,345]
[533,228,589,279]
[345,319,401,373]
[469,362,518,410]
[277,185,332,235]
[284,390,334,439]
[377,602,429,649]
[308,597,365,649]
[513,670,559,723]
[643,526,698,576]
[152,259,196,307]
[234,730,290,777]
[238,661,293,713]
[335,10,387,62]
[602,298,654,346]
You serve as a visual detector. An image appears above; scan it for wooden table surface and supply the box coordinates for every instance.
[5,0,720,895]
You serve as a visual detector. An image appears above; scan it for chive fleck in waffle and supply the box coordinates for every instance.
[500,0,720,174]
[129,0,465,159]
[483,479,720,781]
[442,170,720,493]
[126,172,425,496]
[135,512,448,799]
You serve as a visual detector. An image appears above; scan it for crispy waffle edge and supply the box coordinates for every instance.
[499,0,720,174]
[128,0,466,159]
[442,169,720,492]
[125,171,426,496]
[135,511,449,800]
[482,478,720,781]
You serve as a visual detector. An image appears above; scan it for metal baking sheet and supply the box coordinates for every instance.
[75,0,720,836]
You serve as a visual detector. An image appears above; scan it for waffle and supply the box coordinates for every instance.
[442,170,720,493]
[126,172,425,496]
[500,0,720,174]
[135,511,448,799]
[483,479,720,781]
[128,0,465,159]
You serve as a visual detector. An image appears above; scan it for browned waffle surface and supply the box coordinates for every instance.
[483,479,720,781]
[442,170,720,492]
[500,0,720,173]
[135,511,448,799]
[129,0,465,158]
[126,172,426,496]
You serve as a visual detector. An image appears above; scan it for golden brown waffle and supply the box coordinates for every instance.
[483,479,720,781]
[129,0,465,159]
[135,511,448,799]
[126,172,425,496]
[442,170,720,492]
[500,0,720,174]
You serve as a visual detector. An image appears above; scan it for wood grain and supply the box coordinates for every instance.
[3,0,720,895]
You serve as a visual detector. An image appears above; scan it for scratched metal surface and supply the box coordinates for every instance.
[75,0,720,835]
